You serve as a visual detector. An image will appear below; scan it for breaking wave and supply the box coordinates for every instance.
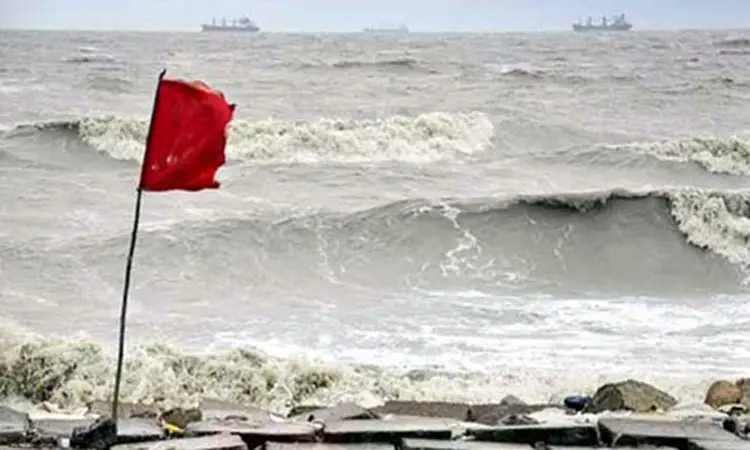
[24,186,750,294]
[7,113,494,164]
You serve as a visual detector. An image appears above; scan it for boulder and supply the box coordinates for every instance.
[705,380,742,409]
[736,377,750,407]
[584,379,677,413]
[160,408,203,430]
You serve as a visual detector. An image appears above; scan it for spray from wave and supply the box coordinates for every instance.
[8,113,495,164]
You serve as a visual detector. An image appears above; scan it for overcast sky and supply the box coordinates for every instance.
[3,0,750,32]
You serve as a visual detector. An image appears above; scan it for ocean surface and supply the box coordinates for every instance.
[1,29,750,411]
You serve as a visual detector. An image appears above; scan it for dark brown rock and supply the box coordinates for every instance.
[584,379,677,413]
[160,407,203,429]
[736,378,750,407]
[705,380,743,409]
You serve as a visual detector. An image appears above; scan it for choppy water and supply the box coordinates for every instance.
[1,29,750,411]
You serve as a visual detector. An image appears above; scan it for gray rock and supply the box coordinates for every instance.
[161,408,203,429]
[0,405,30,445]
[584,379,678,413]
[498,396,526,406]
[112,433,247,450]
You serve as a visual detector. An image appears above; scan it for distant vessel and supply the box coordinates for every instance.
[362,24,409,33]
[201,16,260,33]
[573,13,632,32]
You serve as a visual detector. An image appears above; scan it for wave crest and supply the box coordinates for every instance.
[8,113,495,164]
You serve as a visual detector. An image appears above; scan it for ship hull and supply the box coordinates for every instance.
[201,25,260,33]
[572,24,632,32]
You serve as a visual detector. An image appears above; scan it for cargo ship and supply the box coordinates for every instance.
[201,16,260,33]
[362,24,409,33]
[573,13,632,32]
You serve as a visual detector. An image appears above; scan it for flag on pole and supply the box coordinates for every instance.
[108,70,235,431]
[140,78,235,191]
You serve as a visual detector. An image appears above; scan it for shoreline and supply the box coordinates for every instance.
[1,378,749,449]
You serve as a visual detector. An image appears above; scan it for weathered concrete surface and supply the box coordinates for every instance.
[265,443,392,450]
[69,417,165,449]
[467,423,598,447]
[370,402,550,426]
[401,438,546,450]
[689,438,750,450]
[89,401,160,419]
[186,420,319,448]
[598,417,741,448]
[290,403,379,423]
[0,406,30,445]
[200,399,285,424]
[112,433,247,450]
[32,417,95,437]
[322,418,455,443]
[117,418,165,443]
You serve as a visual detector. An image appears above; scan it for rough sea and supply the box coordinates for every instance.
[1,29,750,412]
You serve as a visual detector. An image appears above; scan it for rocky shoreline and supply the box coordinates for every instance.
[1,378,750,449]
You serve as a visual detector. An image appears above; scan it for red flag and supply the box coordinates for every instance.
[139,77,235,192]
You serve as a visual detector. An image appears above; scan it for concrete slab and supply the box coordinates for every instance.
[401,438,538,450]
[290,403,379,423]
[689,438,750,450]
[200,399,286,424]
[598,417,738,448]
[32,417,95,437]
[371,402,553,427]
[117,418,166,443]
[322,418,454,443]
[0,406,30,445]
[264,442,392,450]
[112,433,248,450]
[89,400,160,419]
[467,423,598,447]
[185,420,319,447]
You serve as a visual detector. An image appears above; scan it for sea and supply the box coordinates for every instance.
[1,29,750,412]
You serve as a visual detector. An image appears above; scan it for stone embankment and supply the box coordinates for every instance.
[2,378,750,450]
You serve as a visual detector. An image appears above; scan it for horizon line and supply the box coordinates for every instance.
[2,25,749,33]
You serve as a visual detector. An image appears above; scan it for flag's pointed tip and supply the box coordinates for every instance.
[229,103,237,112]
[158,69,167,79]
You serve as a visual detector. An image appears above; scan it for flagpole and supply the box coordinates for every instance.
[111,69,167,424]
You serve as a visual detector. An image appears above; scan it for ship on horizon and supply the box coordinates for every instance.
[362,24,409,33]
[201,16,260,33]
[573,13,632,32]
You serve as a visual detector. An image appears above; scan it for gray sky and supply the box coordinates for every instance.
[3,0,750,32]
